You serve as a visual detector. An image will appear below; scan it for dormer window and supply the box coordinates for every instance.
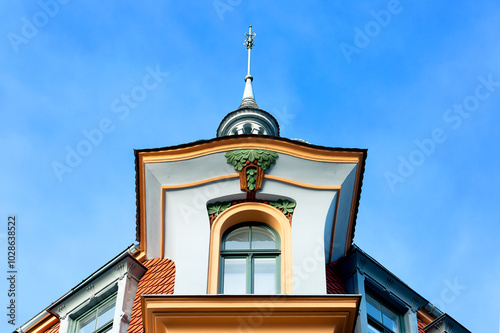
[46,251,146,333]
[366,294,401,333]
[220,223,280,294]
[75,294,116,333]
[207,202,293,294]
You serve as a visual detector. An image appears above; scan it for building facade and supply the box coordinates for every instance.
[16,28,470,333]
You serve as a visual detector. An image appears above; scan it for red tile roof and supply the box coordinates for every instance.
[326,262,346,294]
[42,320,60,333]
[127,258,175,333]
[417,317,427,333]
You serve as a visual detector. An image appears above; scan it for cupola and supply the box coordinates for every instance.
[216,26,280,137]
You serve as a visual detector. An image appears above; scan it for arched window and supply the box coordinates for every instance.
[220,223,280,294]
[207,202,292,294]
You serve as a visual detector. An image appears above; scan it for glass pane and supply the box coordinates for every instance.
[223,258,247,294]
[96,303,115,330]
[368,323,383,333]
[382,307,398,332]
[251,227,276,249]
[78,313,96,333]
[365,296,382,322]
[224,227,250,250]
[253,257,276,294]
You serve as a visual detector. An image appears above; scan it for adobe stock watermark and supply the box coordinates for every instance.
[385,74,500,192]
[7,0,71,54]
[292,237,325,291]
[213,0,243,21]
[236,300,276,333]
[176,132,288,225]
[178,173,227,225]
[272,106,295,130]
[51,65,169,182]
[339,0,408,63]
[236,237,326,333]
[429,278,466,313]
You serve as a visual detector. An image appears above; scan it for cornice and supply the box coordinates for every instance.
[423,314,471,333]
[134,135,367,254]
[46,253,146,319]
[337,248,429,312]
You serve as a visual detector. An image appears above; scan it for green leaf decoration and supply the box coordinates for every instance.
[207,201,232,217]
[225,150,278,171]
[281,200,296,214]
[207,199,295,218]
[269,199,296,215]
[246,167,257,191]
[269,200,283,209]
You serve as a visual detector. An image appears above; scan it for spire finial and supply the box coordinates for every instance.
[216,25,279,137]
[244,25,255,77]
[238,25,258,110]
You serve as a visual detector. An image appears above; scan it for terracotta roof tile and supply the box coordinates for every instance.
[42,320,60,333]
[127,258,175,333]
[418,317,427,333]
[326,262,347,294]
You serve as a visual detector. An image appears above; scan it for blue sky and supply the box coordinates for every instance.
[1,1,499,331]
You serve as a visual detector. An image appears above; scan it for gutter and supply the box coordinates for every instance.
[46,243,140,313]
[15,244,140,333]
[14,311,49,333]
[423,302,444,318]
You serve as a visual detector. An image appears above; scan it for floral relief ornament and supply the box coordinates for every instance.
[225,150,278,195]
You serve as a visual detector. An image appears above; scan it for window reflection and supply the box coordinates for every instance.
[220,223,280,294]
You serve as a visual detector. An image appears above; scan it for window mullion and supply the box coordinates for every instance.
[93,307,98,332]
[220,223,281,295]
[248,225,252,294]
[276,255,281,293]
[248,254,253,294]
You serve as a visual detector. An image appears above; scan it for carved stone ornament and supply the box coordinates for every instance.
[207,199,296,226]
[409,297,420,312]
[385,277,395,293]
[225,149,278,199]
[434,318,455,332]
[57,304,67,319]
[116,262,126,279]
[358,257,367,274]
[86,284,95,300]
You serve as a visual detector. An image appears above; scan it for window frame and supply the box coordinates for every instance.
[207,202,293,294]
[219,223,281,294]
[365,293,404,333]
[73,293,116,333]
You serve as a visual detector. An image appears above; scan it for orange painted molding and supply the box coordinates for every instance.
[417,309,435,324]
[25,314,59,333]
[264,175,341,190]
[136,137,365,263]
[141,295,360,333]
[133,250,147,263]
[344,154,365,257]
[207,202,293,295]
[138,137,364,164]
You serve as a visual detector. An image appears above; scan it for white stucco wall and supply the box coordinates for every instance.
[143,151,358,295]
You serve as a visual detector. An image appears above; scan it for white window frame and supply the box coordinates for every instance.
[73,293,117,333]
